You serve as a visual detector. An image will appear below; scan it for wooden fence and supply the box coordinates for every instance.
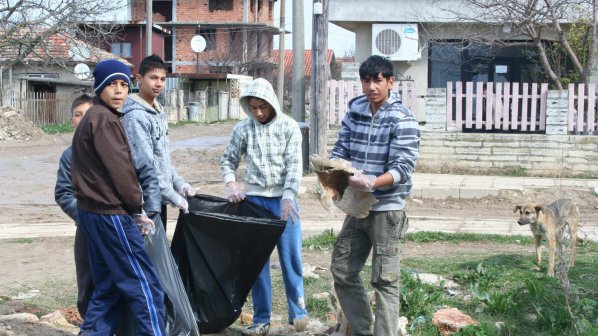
[447,81,549,132]
[327,80,417,125]
[6,91,75,126]
[568,83,598,134]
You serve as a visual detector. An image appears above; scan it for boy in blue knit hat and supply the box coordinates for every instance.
[71,59,166,336]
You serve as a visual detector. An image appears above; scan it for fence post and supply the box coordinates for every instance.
[425,88,453,132]
[545,90,568,135]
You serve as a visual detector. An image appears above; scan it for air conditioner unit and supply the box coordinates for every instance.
[372,23,421,61]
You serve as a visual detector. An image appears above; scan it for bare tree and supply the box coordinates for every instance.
[0,0,125,69]
[433,0,597,88]
[199,28,276,80]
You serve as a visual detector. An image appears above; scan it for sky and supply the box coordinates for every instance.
[272,0,355,57]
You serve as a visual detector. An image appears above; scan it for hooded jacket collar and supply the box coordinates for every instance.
[348,90,401,117]
[122,93,162,115]
[240,78,281,126]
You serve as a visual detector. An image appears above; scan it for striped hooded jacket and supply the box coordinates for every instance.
[220,78,302,200]
[330,91,420,211]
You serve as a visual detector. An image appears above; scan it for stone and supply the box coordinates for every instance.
[432,308,477,335]
[40,310,72,328]
[0,313,39,323]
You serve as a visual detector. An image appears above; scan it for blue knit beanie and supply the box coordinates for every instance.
[93,59,131,94]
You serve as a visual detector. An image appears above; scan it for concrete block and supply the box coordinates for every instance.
[421,187,460,199]
[459,187,498,199]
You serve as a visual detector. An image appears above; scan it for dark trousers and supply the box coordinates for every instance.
[77,210,165,336]
[74,226,93,318]
[160,204,167,231]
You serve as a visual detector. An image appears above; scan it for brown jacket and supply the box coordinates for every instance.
[71,98,142,215]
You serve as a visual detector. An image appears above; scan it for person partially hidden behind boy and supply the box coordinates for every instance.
[122,54,196,229]
[54,94,93,319]
[71,59,165,336]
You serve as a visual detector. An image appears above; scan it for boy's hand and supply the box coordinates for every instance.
[177,195,189,214]
[178,183,197,197]
[225,182,245,203]
[280,199,298,224]
[348,173,376,192]
[134,214,155,236]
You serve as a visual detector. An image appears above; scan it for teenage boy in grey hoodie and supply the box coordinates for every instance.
[220,78,309,335]
[329,55,420,336]
[122,55,197,229]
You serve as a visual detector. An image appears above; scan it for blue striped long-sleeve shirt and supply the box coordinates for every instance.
[330,91,420,211]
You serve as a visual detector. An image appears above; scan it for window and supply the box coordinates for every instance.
[111,42,132,58]
[199,29,217,51]
[209,0,233,11]
[428,41,463,88]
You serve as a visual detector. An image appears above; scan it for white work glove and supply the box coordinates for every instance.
[134,214,155,236]
[225,181,245,203]
[280,198,299,224]
[348,172,376,192]
[178,183,197,197]
[177,195,189,214]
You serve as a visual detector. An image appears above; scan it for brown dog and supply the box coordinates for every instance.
[513,199,579,277]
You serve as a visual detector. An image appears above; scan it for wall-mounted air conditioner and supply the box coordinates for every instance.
[372,23,421,61]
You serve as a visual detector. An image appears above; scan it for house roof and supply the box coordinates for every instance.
[271,49,334,77]
[0,29,132,67]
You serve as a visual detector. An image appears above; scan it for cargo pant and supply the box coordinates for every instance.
[331,210,409,336]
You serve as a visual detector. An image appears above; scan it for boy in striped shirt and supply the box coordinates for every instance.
[329,55,420,336]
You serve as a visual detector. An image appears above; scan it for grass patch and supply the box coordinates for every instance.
[498,166,528,177]
[40,122,73,134]
[7,238,34,244]
[303,229,336,250]
[405,231,534,245]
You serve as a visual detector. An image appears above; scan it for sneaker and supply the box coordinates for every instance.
[242,322,270,336]
[293,316,309,332]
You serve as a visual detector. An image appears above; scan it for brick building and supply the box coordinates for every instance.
[130,0,280,78]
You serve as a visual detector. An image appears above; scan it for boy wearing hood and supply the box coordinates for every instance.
[329,55,420,335]
[220,78,309,335]
[71,59,165,336]
[122,55,197,229]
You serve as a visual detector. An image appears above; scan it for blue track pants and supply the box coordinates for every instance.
[77,210,165,336]
[246,196,309,325]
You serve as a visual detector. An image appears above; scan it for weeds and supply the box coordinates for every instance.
[303,229,336,250]
[7,238,34,244]
[40,122,73,134]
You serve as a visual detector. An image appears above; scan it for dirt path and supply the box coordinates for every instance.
[1,121,597,335]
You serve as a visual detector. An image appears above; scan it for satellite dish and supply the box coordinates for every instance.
[191,35,207,53]
[74,63,91,80]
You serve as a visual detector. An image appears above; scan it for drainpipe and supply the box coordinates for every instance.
[243,0,248,65]
[146,0,152,57]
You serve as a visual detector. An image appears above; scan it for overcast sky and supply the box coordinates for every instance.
[273,0,355,56]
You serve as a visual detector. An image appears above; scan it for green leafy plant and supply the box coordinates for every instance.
[303,229,337,250]
[400,271,443,320]
[40,122,73,134]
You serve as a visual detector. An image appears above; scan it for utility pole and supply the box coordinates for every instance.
[145,0,152,57]
[291,0,305,122]
[277,0,286,107]
[310,0,328,156]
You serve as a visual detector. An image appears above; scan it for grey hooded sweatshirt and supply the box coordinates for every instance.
[220,78,302,200]
[121,93,185,207]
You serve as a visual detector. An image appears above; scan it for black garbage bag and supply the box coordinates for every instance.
[171,194,286,334]
[144,214,200,336]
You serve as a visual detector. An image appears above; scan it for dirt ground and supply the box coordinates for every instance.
[0,119,597,335]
